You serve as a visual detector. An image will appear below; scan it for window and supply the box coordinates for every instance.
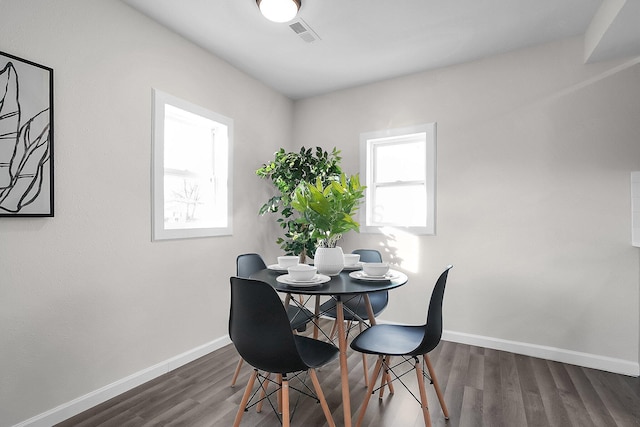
[360,123,436,235]
[152,89,233,240]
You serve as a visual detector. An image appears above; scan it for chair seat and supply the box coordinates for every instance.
[294,335,339,368]
[350,324,425,356]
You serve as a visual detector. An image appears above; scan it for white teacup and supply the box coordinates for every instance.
[362,262,389,277]
[288,264,317,281]
[277,256,299,269]
[343,253,360,266]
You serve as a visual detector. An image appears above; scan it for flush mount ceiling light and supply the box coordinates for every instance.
[257,0,301,23]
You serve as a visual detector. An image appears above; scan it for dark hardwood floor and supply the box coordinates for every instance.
[57,325,640,427]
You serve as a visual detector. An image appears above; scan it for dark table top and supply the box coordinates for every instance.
[250,267,408,296]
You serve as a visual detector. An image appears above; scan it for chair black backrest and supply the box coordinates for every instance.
[236,253,267,278]
[413,265,453,356]
[352,249,383,263]
[229,277,308,374]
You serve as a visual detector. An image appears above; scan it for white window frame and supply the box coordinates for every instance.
[152,89,233,240]
[359,123,436,235]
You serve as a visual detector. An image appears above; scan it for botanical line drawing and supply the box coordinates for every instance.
[0,53,53,215]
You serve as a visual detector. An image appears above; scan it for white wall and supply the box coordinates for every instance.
[0,1,290,425]
[2,1,639,425]
[294,37,640,374]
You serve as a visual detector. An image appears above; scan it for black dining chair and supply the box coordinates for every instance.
[230,253,314,387]
[318,249,388,386]
[319,249,389,330]
[320,249,389,321]
[229,276,339,427]
[350,265,453,427]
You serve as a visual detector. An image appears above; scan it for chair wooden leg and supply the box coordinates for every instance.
[363,294,376,326]
[356,355,384,427]
[359,323,369,388]
[386,358,395,395]
[282,376,290,427]
[277,373,283,414]
[230,357,244,387]
[378,355,395,398]
[378,357,387,399]
[329,319,338,340]
[415,358,432,427]
[233,369,258,427]
[309,369,336,427]
[361,295,378,392]
[424,354,449,419]
[256,372,271,413]
[361,354,369,388]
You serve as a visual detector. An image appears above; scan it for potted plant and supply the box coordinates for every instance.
[291,173,365,275]
[256,147,342,262]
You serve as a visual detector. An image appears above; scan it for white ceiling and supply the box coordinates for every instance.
[121,0,640,100]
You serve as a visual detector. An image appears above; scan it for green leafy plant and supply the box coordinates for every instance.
[256,147,342,259]
[291,173,365,248]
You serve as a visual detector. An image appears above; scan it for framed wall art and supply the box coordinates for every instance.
[0,50,54,217]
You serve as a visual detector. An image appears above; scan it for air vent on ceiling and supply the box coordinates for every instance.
[289,18,320,43]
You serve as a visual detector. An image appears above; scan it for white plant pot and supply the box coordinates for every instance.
[314,247,345,276]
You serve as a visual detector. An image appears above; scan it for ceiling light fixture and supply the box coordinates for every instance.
[257,0,301,23]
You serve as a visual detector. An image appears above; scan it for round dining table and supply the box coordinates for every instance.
[251,267,408,427]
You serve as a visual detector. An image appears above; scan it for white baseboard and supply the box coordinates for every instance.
[12,336,232,427]
[442,330,640,377]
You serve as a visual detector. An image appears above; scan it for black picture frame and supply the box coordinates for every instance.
[0,50,54,217]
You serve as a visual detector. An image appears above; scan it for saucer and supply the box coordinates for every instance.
[349,270,400,281]
[342,262,363,271]
[276,274,331,287]
[267,264,291,272]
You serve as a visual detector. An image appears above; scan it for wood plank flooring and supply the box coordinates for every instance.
[56,327,640,427]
